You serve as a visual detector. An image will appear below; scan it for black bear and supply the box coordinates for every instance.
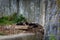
[16,22,24,25]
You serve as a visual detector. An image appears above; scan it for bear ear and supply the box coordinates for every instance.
[25,22,29,25]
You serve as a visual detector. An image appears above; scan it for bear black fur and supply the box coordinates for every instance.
[16,22,24,25]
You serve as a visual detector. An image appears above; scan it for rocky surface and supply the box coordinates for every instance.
[0,23,44,40]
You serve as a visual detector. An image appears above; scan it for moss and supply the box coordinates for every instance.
[0,13,27,25]
[49,34,56,40]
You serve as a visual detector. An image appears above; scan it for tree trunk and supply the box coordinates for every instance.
[9,0,11,12]
[16,0,19,14]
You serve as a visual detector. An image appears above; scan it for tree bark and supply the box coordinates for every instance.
[16,0,19,14]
